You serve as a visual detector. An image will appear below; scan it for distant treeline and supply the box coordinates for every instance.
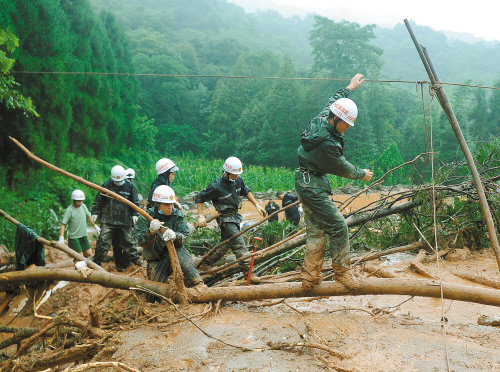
[2,0,500,192]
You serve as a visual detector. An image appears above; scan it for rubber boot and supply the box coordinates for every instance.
[332,264,359,290]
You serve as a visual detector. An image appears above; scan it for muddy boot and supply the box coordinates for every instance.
[192,279,208,292]
[333,264,359,290]
[198,263,215,281]
[301,276,322,291]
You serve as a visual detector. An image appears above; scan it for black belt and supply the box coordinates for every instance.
[298,167,325,177]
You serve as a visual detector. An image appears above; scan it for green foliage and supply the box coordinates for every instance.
[309,17,383,77]
[0,27,38,116]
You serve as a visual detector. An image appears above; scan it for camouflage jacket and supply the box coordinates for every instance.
[134,207,190,261]
[91,179,139,227]
[296,87,366,193]
[195,175,251,224]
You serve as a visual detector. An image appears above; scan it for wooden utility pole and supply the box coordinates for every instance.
[404,19,500,270]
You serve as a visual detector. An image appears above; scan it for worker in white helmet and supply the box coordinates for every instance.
[295,74,373,291]
[195,156,266,282]
[134,185,206,289]
[147,158,182,210]
[91,165,143,271]
[59,190,100,258]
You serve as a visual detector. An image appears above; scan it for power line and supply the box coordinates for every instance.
[12,70,500,90]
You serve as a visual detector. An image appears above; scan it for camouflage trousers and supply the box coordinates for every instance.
[295,185,350,285]
[93,224,140,267]
[205,222,250,270]
[146,246,202,287]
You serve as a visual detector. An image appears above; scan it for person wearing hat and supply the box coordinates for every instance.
[135,185,205,289]
[147,158,182,210]
[295,74,373,291]
[59,189,100,258]
[91,165,143,271]
[196,156,266,281]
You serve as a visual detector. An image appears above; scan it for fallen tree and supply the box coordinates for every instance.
[0,269,499,308]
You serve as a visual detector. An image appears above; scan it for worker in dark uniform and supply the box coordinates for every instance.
[276,191,300,227]
[195,156,266,281]
[295,74,373,291]
[134,185,205,289]
[147,158,182,210]
[91,165,143,271]
[265,198,280,223]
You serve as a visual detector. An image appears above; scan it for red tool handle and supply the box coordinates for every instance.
[246,237,262,286]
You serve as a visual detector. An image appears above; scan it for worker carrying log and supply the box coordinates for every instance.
[134,185,206,289]
[59,189,100,258]
[196,156,266,281]
[295,74,373,291]
[91,165,144,271]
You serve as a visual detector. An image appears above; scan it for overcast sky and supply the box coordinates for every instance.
[229,0,499,42]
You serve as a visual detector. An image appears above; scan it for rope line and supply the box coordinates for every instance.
[428,91,452,372]
[10,70,500,90]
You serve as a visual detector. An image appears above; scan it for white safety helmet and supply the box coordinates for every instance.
[329,98,358,126]
[125,168,135,179]
[110,165,126,182]
[155,158,179,175]
[71,189,85,201]
[223,156,243,175]
[152,185,176,203]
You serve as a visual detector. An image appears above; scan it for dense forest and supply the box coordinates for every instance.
[1,0,500,243]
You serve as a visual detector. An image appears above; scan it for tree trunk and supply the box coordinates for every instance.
[1,269,500,308]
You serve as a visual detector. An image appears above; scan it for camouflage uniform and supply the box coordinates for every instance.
[282,193,300,227]
[91,179,141,268]
[134,207,202,286]
[295,87,366,286]
[195,176,252,271]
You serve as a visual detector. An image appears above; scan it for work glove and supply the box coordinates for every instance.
[187,223,196,237]
[197,214,207,228]
[94,225,101,234]
[58,236,65,245]
[162,228,176,242]
[298,206,303,214]
[149,219,164,235]
[91,215,98,223]
[256,204,266,217]
[75,261,93,279]
[132,216,138,225]
[174,201,183,211]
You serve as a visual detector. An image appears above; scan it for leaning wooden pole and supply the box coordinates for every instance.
[9,137,186,293]
[404,20,500,270]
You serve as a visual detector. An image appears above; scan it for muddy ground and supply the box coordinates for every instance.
[1,192,499,371]
[1,245,499,372]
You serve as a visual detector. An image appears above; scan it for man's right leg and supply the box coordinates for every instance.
[300,203,326,290]
[92,224,114,266]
